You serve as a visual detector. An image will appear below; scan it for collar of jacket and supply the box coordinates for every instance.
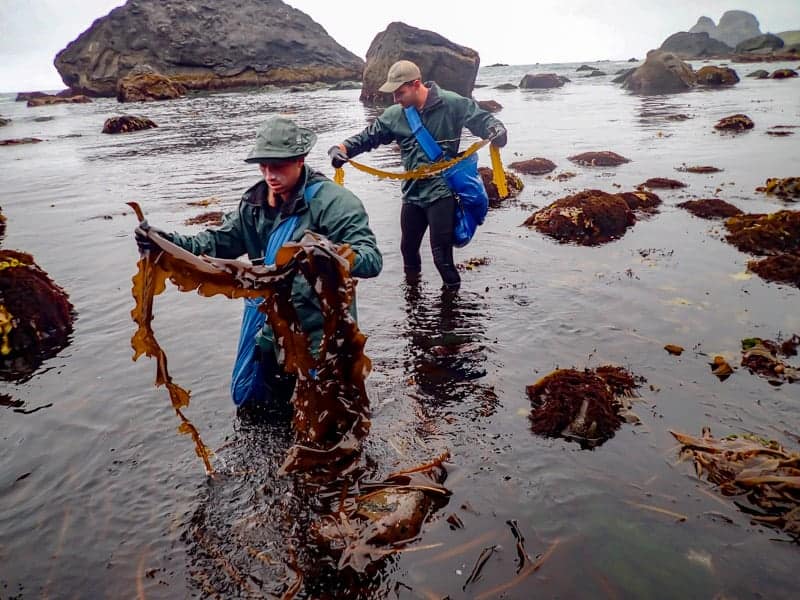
[420,81,443,114]
[241,165,319,215]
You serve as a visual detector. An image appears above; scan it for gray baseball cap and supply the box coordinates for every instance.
[244,116,317,163]
[378,60,422,93]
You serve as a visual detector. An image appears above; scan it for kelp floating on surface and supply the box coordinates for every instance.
[677,199,743,219]
[741,336,800,384]
[523,189,661,246]
[128,202,371,476]
[0,249,74,382]
[756,177,800,200]
[671,428,800,539]
[526,366,641,448]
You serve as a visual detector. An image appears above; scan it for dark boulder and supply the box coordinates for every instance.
[746,69,770,78]
[639,178,686,190]
[714,114,754,132]
[54,0,364,97]
[695,66,739,85]
[494,83,517,90]
[117,70,186,102]
[0,117,9,127]
[360,22,479,105]
[771,69,798,79]
[519,73,569,89]
[659,32,732,58]
[576,64,598,72]
[735,33,784,54]
[102,115,158,133]
[620,50,696,94]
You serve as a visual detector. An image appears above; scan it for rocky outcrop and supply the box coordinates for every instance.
[735,34,784,54]
[620,50,695,94]
[689,16,717,37]
[714,114,754,132]
[695,66,739,86]
[716,10,762,47]
[54,0,365,97]
[360,22,479,105]
[27,95,92,107]
[116,68,186,102]
[15,90,76,102]
[659,32,732,58]
[519,73,569,89]
[102,115,158,133]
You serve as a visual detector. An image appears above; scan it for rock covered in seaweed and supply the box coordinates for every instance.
[509,157,556,175]
[477,166,523,204]
[568,151,630,167]
[677,199,743,219]
[102,115,158,133]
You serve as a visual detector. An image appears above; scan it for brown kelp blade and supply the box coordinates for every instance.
[128,202,372,476]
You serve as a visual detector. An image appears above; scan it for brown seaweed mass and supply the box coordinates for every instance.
[748,254,800,288]
[618,190,662,214]
[677,199,743,219]
[0,249,74,382]
[509,157,557,175]
[568,151,631,167]
[128,202,370,476]
[724,211,800,255]
[671,429,800,537]
[102,115,158,134]
[184,210,224,227]
[478,166,524,204]
[676,165,723,174]
[756,177,800,200]
[526,366,639,447]
[714,114,754,131]
[741,336,800,384]
[524,189,642,245]
[639,177,686,189]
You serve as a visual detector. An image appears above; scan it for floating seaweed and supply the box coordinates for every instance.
[748,254,800,288]
[741,336,800,384]
[0,138,43,146]
[509,157,556,175]
[526,365,641,448]
[664,344,684,356]
[184,210,224,227]
[0,249,74,382]
[477,166,523,204]
[523,189,660,246]
[755,177,800,200]
[568,151,631,167]
[638,177,686,189]
[311,453,451,572]
[676,165,723,174]
[710,356,734,381]
[714,114,754,132]
[671,428,800,539]
[128,202,371,476]
[677,199,743,219]
[457,257,491,271]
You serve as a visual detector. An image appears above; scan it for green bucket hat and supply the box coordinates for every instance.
[244,116,318,163]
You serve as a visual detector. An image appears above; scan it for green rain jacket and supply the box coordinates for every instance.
[168,165,382,357]
[342,82,503,207]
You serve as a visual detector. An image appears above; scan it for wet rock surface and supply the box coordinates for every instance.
[509,157,556,175]
[27,95,92,107]
[695,65,740,85]
[116,70,186,102]
[725,210,800,288]
[478,167,523,204]
[677,199,743,219]
[714,114,754,131]
[102,115,158,134]
[360,22,478,105]
[620,50,696,94]
[519,73,569,89]
[770,69,798,79]
[0,250,74,382]
[639,177,687,189]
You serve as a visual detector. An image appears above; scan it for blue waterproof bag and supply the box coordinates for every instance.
[230,181,323,406]
[404,107,489,248]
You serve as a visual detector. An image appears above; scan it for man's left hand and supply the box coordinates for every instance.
[488,125,507,148]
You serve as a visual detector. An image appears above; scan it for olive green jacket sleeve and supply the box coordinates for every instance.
[341,114,396,158]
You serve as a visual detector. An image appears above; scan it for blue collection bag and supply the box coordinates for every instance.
[230,181,323,406]
[404,107,489,248]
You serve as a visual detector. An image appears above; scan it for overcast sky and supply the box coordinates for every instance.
[1,0,799,92]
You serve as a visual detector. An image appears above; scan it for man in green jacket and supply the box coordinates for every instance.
[135,116,382,410]
[328,59,507,290]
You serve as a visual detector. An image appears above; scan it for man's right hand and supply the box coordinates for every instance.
[327,145,349,168]
[134,222,168,254]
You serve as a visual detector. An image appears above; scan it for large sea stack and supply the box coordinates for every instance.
[54,0,365,96]
[360,22,479,105]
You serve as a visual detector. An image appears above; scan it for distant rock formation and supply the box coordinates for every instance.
[360,22,479,105]
[689,16,717,37]
[735,34,784,55]
[716,10,762,47]
[659,32,732,58]
[54,0,364,97]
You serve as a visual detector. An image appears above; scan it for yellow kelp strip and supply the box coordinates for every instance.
[490,144,509,199]
[0,305,13,356]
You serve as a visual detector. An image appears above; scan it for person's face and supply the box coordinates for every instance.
[393,80,420,108]
[258,158,304,197]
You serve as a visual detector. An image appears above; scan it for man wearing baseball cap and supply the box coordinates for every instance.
[329,60,507,291]
[135,116,382,413]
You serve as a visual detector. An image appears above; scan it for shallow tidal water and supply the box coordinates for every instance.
[1,60,800,599]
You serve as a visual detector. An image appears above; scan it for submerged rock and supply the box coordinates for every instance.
[756,177,800,199]
[519,73,569,89]
[714,114,754,132]
[524,189,649,245]
[478,166,523,204]
[677,199,743,219]
[27,95,92,107]
[746,69,770,78]
[639,177,686,189]
[494,83,518,90]
[568,151,630,167]
[770,69,798,79]
[0,249,74,382]
[116,69,186,102]
[360,22,478,105]
[0,117,9,127]
[476,99,502,113]
[526,366,641,447]
[509,157,556,175]
[329,81,361,91]
[0,138,43,146]
[55,0,364,97]
[576,64,598,72]
[695,65,739,85]
[102,115,158,133]
[620,50,695,94]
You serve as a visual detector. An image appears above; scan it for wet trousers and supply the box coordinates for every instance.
[400,195,460,288]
